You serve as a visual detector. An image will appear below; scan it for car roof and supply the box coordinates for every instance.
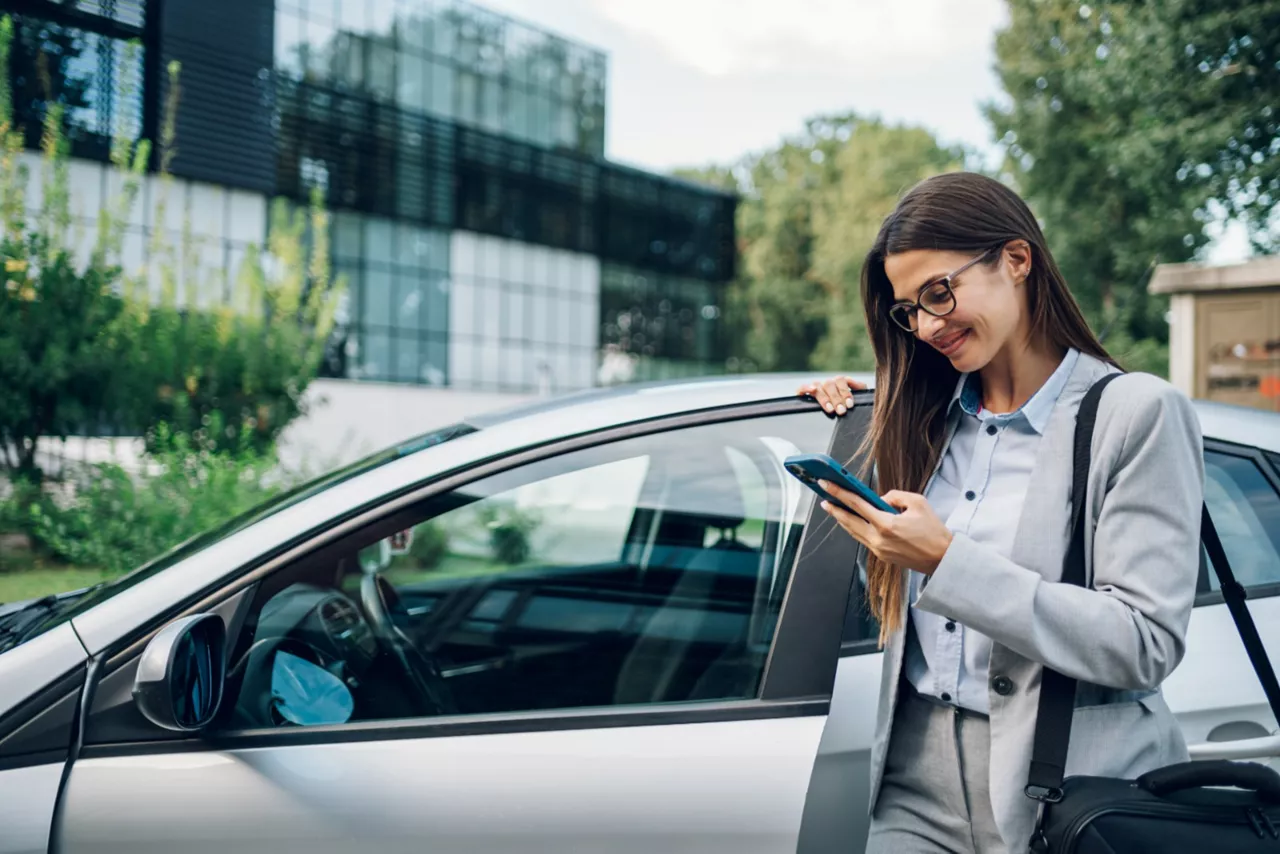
[465,372,1279,455]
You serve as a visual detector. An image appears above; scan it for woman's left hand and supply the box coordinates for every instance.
[818,483,954,575]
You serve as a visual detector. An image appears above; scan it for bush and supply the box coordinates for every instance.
[407,520,450,570]
[478,503,542,566]
[0,20,343,480]
[15,420,295,576]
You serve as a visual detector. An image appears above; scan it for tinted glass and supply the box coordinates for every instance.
[220,412,835,728]
[1203,450,1280,592]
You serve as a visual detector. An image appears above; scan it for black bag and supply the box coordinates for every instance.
[1027,372,1280,853]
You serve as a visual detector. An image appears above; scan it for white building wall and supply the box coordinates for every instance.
[19,152,267,307]
[21,156,584,475]
[276,378,537,473]
[448,231,600,394]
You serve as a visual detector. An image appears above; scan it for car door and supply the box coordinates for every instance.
[790,402,879,854]
[1163,442,1280,768]
[55,402,864,854]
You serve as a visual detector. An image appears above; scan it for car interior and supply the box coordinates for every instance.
[215,418,815,730]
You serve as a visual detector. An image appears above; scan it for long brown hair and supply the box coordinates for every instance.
[858,172,1115,645]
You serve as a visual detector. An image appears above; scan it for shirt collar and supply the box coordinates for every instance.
[948,347,1080,434]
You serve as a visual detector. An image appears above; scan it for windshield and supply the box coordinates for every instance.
[0,423,477,654]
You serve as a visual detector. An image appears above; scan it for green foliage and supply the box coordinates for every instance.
[1087,0,1280,254]
[987,0,1280,371]
[406,520,449,570]
[15,420,290,576]
[678,114,967,373]
[477,503,542,565]
[0,16,344,474]
[0,17,139,479]
[115,191,342,455]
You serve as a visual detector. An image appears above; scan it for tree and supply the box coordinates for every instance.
[678,114,967,373]
[0,17,142,479]
[987,0,1280,375]
[0,16,343,478]
[1102,0,1280,254]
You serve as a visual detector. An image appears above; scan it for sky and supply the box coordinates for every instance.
[476,0,1250,262]
[478,0,1008,172]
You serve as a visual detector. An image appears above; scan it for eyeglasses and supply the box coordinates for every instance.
[887,248,998,333]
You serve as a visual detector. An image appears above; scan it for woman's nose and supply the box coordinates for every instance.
[916,311,945,341]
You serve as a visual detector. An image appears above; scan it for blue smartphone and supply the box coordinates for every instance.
[783,453,900,517]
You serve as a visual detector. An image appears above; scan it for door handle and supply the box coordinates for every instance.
[1188,733,1280,761]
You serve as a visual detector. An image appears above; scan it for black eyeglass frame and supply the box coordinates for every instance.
[888,246,1002,333]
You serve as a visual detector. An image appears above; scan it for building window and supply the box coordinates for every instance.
[600,264,726,385]
[276,0,607,158]
[326,211,451,386]
[5,13,145,163]
[448,232,599,394]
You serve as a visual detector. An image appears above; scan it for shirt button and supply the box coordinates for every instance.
[940,692,952,703]
[992,675,1014,696]
[945,620,956,632]
[964,490,976,501]
[986,424,998,436]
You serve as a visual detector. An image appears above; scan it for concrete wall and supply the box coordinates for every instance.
[448,231,600,393]
[35,379,539,480]
[276,378,539,473]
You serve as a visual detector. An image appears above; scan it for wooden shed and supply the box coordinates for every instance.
[1149,256,1280,412]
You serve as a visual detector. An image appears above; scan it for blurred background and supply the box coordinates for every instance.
[1,0,1277,600]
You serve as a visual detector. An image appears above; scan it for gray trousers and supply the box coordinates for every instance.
[865,687,1007,854]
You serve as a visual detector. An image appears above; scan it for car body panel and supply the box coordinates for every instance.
[1164,596,1280,771]
[59,711,827,853]
[796,653,882,854]
[0,762,65,854]
[0,623,85,719]
[0,372,1275,854]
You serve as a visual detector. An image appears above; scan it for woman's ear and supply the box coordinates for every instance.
[1003,239,1033,284]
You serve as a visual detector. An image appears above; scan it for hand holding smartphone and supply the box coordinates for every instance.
[783,453,899,517]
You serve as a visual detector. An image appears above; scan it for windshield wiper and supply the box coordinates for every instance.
[0,583,107,653]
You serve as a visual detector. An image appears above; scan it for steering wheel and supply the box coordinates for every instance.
[359,572,457,716]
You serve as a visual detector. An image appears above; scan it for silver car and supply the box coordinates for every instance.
[1,375,1278,854]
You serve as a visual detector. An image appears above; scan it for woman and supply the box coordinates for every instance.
[799,172,1203,853]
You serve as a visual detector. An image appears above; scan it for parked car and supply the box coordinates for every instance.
[1,374,1278,854]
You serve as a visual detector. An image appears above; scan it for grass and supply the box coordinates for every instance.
[0,560,114,604]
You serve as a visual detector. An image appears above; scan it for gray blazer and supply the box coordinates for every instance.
[866,351,1205,849]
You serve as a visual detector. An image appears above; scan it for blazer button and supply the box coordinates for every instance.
[992,675,1014,696]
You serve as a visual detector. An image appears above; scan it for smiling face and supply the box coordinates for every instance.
[883,242,1032,374]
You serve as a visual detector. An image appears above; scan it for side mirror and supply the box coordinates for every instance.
[133,613,227,732]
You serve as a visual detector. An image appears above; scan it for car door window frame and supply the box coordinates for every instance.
[79,397,863,754]
[1196,438,1280,607]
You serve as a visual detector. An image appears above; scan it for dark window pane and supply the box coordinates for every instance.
[1204,451,1280,591]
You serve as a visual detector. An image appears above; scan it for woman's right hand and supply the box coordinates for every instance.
[796,375,867,416]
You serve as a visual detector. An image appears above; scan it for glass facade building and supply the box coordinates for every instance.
[6,0,737,392]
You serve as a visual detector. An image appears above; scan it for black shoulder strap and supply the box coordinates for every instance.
[1026,372,1280,802]
[1200,503,1280,724]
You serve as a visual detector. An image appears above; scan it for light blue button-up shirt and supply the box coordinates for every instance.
[904,348,1080,713]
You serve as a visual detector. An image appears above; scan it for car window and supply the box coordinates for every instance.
[1203,450,1280,594]
[218,412,834,729]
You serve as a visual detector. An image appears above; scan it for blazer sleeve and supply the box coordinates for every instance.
[913,378,1204,691]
